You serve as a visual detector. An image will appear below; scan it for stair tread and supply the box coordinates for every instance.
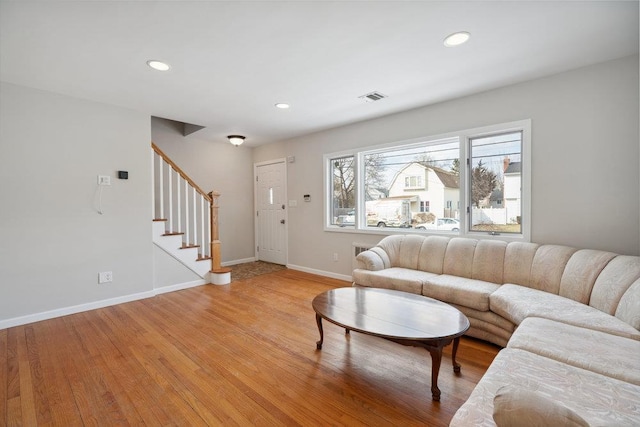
[153,218,168,222]
[180,244,200,249]
[196,256,212,262]
[163,232,185,236]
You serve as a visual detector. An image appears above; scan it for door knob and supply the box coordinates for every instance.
[280,219,285,224]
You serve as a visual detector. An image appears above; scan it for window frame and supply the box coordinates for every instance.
[324,119,531,242]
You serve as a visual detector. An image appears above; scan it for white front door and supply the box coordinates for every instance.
[255,160,287,265]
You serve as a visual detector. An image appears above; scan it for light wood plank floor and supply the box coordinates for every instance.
[1,269,500,426]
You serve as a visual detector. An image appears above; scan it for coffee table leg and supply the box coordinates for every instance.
[452,337,461,373]
[425,346,443,402]
[315,313,324,350]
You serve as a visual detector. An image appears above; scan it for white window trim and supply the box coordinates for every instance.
[459,119,531,242]
[324,119,531,243]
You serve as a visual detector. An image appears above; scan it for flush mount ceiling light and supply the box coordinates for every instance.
[227,135,246,146]
[275,103,290,109]
[443,31,470,47]
[146,60,171,71]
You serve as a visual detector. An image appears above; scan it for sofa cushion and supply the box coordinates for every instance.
[395,234,426,269]
[509,317,640,385]
[616,278,640,330]
[423,275,500,312]
[529,245,577,294]
[493,385,589,427]
[472,240,507,284]
[559,249,616,304]
[503,242,539,287]
[450,349,640,427]
[375,235,404,268]
[352,267,437,295]
[490,284,640,340]
[590,255,640,315]
[443,238,478,279]
[416,235,449,274]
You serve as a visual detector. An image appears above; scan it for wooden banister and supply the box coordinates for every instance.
[208,191,230,275]
[152,143,212,203]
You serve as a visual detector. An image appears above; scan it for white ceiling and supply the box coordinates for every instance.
[1,1,638,147]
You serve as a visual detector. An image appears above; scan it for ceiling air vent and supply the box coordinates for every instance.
[359,91,387,102]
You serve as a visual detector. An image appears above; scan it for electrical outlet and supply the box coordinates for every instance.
[333,253,338,262]
[98,271,113,284]
[98,175,111,186]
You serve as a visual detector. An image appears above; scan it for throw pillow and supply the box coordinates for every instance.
[493,385,589,427]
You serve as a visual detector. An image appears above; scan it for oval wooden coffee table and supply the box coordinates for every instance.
[312,287,470,401]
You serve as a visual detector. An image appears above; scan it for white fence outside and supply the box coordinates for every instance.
[472,208,507,225]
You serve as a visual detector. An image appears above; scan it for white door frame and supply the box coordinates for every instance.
[254,158,288,265]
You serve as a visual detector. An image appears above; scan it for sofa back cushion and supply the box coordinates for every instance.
[443,238,478,279]
[590,256,640,315]
[559,250,617,304]
[503,242,539,287]
[615,278,640,330]
[395,235,427,269]
[529,245,577,294]
[417,236,450,274]
[472,240,507,284]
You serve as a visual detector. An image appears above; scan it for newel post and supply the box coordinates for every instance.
[208,191,231,285]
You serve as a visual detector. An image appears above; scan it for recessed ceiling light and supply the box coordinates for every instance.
[444,31,470,47]
[275,103,290,109]
[147,60,171,71]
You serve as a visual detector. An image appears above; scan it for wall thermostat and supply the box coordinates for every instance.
[118,171,129,179]
[304,194,310,202]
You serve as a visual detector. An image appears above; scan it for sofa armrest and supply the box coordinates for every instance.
[356,248,387,271]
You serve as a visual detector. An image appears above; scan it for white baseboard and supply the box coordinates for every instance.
[0,278,212,330]
[0,290,156,330]
[222,257,256,267]
[286,264,353,282]
[154,279,208,295]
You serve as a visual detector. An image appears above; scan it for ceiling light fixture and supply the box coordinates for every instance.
[275,103,290,109]
[227,135,245,146]
[443,31,470,47]
[147,60,171,71]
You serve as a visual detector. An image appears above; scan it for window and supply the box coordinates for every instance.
[324,120,530,240]
[329,155,355,226]
[469,131,522,234]
[362,138,458,229]
[404,175,424,189]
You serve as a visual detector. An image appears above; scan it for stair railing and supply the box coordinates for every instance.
[152,143,218,270]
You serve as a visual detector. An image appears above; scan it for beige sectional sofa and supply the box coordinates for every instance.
[353,235,640,426]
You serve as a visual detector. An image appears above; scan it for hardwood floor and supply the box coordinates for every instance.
[1,270,500,426]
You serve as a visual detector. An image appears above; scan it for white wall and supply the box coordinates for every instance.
[151,117,255,264]
[0,82,154,325]
[254,55,640,277]
[152,245,200,289]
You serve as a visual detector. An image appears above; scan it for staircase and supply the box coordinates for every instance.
[152,143,230,284]
[152,219,211,277]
